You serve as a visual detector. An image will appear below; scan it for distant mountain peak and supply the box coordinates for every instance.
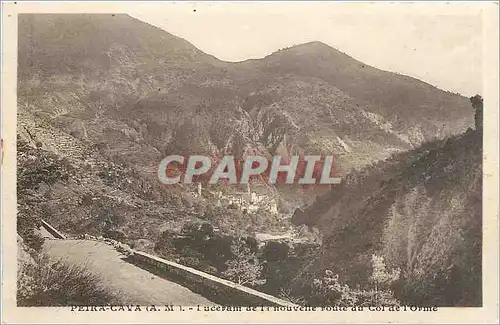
[295,41,333,49]
[18,13,473,175]
[266,40,355,65]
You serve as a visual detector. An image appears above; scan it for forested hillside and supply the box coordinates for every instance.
[293,107,482,306]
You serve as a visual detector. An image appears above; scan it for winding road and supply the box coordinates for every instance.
[43,239,213,305]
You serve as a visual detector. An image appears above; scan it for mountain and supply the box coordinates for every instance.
[17,13,481,306]
[292,125,482,306]
[18,14,474,178]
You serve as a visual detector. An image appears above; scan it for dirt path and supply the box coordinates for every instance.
[43,239,213,305]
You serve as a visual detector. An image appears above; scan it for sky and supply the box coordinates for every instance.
[131,2,483,97]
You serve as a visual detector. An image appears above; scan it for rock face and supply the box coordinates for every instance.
[18,14,473,177]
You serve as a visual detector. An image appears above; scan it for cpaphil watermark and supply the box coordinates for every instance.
[157,155,342,185]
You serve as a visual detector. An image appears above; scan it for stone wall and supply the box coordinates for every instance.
[41,219,66,239]
[131,251,296,307]
[40,220,294,306]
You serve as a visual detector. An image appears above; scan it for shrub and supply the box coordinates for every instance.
[103,229,127,242]
[222,237,266,287]
[279,287,306,305]
[308,255,400,307]
[310,270,358,306]
[369,254,400,305]
[18,228,45,253]
[17,255,121,306]
[17,137,75,251]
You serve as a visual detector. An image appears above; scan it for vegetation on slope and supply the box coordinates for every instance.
[18,14,473,177]
[16,14,481,306]
[293,101,482,306]
[17,253,121,306]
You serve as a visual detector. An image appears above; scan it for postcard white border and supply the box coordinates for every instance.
[2,2,498,323]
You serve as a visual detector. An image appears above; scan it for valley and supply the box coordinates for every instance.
[16,13,481,307]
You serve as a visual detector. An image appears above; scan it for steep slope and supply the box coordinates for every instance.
[292,125,482,306]
[18,14,474,177]
[18,14,224,168]
[239,42,472,137]
[17,14,481,306]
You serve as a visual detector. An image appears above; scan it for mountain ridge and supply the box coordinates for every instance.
[17,14,478,218]
[16,13,482,307]
[17,13,475,201]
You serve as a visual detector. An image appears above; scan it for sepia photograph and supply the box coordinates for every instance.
[1,1,499,324]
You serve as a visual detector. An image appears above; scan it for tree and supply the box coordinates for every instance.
[309,255,400,307]
[470,94,483,131]
[311,270,358,306]
[368,254,400,306]
[222,237,266,287]
[370,254,400,287]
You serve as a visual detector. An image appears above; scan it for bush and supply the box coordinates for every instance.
[103,229,127,242]
[18,229,45,252]
[308,255,400,307]
[310,270,358,306]
[17,255,121,306]
[17,137,74,251]
[222,237,266,287]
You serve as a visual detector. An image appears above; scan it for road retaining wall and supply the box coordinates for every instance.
[41,219,66,239]
[38,220,293,307]
[131,250,296,307]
